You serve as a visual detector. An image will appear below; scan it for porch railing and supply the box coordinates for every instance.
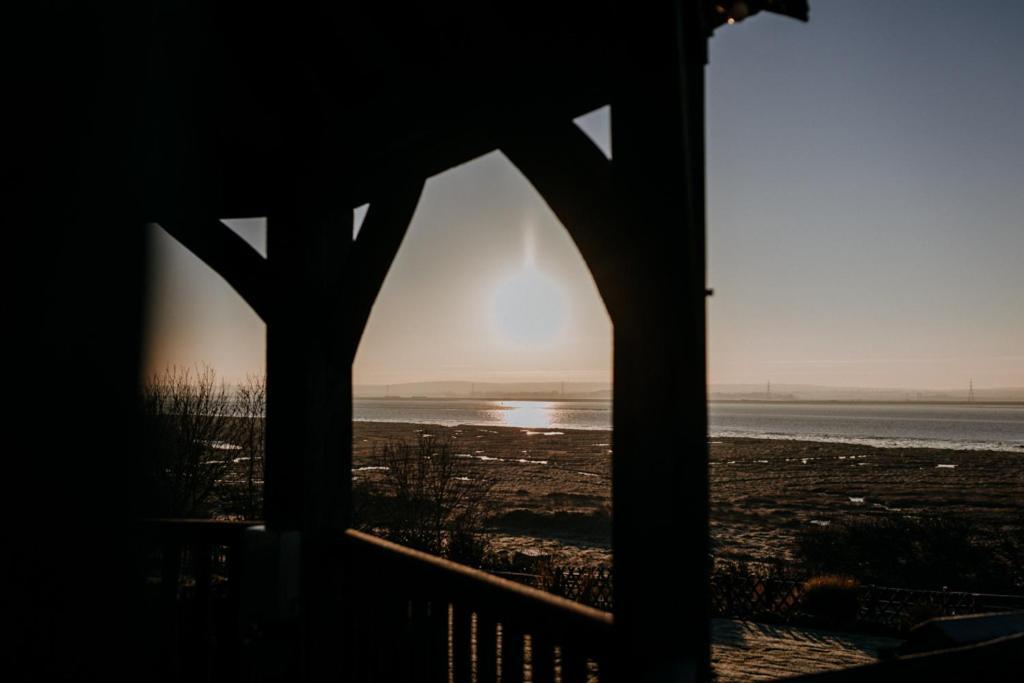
[143,520,614,682]
[143,519,252,682]
[342,529,614,683]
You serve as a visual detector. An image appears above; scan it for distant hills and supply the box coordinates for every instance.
[709,383,1024,403]
[353,381,1024,402]
[354,381,611,400]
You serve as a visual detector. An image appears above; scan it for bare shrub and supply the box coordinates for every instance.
[353,436,495,565]
[141,365,239,517]
[217,374,265,519]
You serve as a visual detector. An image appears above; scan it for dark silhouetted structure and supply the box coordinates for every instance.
[11,1,1021,681]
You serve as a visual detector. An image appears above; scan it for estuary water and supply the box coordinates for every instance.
[353,398,1024,452]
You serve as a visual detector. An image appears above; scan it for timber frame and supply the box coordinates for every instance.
[148,4,718,677]
[55,3,1024,683]
[11,1,773,681]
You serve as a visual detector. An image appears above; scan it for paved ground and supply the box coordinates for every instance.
[711,619,902,681]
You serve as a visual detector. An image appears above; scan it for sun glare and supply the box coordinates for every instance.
[491,266,568,345]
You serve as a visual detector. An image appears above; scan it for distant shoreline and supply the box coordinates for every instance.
[355,395,611,403]
[351,401,1023,453]
[351,420,1022,454]
[354,396,1024,407]
[708,398,1024,407]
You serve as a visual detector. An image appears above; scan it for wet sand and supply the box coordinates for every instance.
[352,421,1024,566]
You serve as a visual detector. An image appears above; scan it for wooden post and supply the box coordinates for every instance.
[611,1,710,682]
[264,182,353,680]
[264,197,352,533]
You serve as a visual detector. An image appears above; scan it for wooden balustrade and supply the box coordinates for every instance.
[143,520,613,682]
[342,529,614,683]
[143,519,254,682]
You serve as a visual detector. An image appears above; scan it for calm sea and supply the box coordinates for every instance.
[353,398,1024,452]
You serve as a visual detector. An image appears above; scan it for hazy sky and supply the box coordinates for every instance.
[146,1,1024,390]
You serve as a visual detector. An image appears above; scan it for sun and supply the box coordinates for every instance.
[491,266,568,345]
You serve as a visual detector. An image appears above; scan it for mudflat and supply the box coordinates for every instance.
[352,421,1024,566]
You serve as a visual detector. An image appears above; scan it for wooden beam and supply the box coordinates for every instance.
[350,180,425,360]
[501,122,625,319]
[159,218,270,321]
[263,186,352,680]
[212,92,608,220]
[611,1,710,682]
[203,1,612,219]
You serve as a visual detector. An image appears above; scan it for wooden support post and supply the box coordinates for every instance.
[264,185,353,680]
[265,196,352,533]
[611,1,710,682]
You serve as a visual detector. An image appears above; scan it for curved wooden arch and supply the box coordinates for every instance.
[500,120,626,323]
[350,179,426,360]
[158,218,271,321]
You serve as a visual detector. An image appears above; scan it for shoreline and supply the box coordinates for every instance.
[709,431,1023,453]
[355,397,1024,407]
[351,419,1023,453]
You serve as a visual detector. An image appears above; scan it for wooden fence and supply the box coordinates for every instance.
[511,565,1024,634]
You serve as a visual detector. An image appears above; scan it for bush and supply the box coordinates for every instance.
[352,436,495,565]
[795,514,1022,593]
[800,575,860,624]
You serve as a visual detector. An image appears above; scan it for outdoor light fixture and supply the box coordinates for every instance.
[707,0,809,31]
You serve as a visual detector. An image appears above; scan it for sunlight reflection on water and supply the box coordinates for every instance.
[353,398,1021,451]
[489,401,555,429]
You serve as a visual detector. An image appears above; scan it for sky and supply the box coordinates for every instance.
[145,0,1024,391]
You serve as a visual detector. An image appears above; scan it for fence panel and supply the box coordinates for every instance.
[497,562,1023,634]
